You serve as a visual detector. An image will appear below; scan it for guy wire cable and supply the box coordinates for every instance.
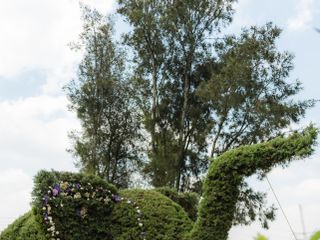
[266,175,298,240]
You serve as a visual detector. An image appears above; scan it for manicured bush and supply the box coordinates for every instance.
[1,171,193,240]
[32,170,118,240]
[155,187,199,221]
[0,211,45,240]
[310,231,320,240]
[190,126,317,240]
[254,233,269,240]
[111,189,193,240]
[1,127,317,240]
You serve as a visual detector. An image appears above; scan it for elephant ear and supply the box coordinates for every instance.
[32,170,119,240]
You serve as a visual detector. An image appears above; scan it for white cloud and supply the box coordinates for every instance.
[288,0,315,31]
[0,95,80,173]
[0,0,115,90]
[0,169,33,231]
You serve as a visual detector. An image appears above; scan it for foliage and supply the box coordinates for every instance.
[117,0,315,198]
[111,189,193,240]
[118,0,236,190]
[254,233,269,240]
[154,187,199,221]
[1,127,317,240]
[310,231,320,240]
[32,170,118,240]
[65,5,142,188]
[190,126,317,240]
[65,2,315,231]
[0,212,45,240]
[253,231,320,240]
[234,182,276,228]
[197,23,315,157]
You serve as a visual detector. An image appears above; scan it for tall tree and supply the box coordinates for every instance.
[118,0,314,191]
[118,0,236,190]
[197,23,315,158]
[66,6,142,188]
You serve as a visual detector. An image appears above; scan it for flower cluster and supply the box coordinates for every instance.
[42,181,145,239]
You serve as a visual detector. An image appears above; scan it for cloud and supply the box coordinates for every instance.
[0,95,80,174]
[0,0,115,90]
[0,169,33,230]
[288,0,315,31]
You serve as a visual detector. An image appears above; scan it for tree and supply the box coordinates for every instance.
[117,1,315,193]
[118,0,236,191]
[197,23,315,158]
[194,23,315,228]
[65,6,142,188]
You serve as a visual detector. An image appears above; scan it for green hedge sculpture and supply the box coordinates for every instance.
[0,126,317,240]
[309,231,320,240]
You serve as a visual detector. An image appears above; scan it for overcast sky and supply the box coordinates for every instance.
[0,1,319,240]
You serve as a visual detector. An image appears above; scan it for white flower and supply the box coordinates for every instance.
[74,192,82,199]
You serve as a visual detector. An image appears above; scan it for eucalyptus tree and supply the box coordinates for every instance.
[117,0,314,193]
[118,0,236,190]
[197,23,315,158]
[66,6,142,188]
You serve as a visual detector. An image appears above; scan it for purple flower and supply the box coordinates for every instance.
[52,184,61,196]
[75,183,81,189]
[53,184,61,191]
[52,189,59,196]
[112,194,122,203]
[43,195,49,205]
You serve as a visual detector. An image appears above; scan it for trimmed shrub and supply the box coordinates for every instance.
[1,171,193,240]
[1,127,317,240]
[190,126,317,240]
[155,187,199,221]
[111,189,193,240]
[32,170,118,240]
[310,231,320,240]
[254,233,269,240]
[0,211,45,240]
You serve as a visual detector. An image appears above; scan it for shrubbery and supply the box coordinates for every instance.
[0,211,45,240]
[1,171,193,240]
[32,170,118,240]
[155,187,199,221]
[309,231,320,240]
[0,127,317,240]
[111,189,193,240]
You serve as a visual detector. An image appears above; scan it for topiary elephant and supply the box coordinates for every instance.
[0,126,317,240]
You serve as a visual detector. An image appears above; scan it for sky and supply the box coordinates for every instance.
[0,0,319,240]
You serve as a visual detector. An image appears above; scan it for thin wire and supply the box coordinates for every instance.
[266,176,298,240]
